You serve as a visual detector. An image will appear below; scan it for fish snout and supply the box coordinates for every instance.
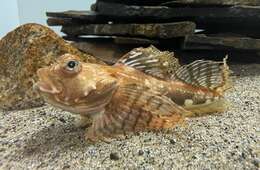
[36,68,62,94]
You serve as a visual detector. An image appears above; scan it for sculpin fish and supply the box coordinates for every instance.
[36,50,232,142]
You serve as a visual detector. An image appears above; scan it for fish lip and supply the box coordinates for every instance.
[36,81,61,94]
[36,68,62,94]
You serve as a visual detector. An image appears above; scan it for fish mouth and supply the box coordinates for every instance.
[36,68,62,94]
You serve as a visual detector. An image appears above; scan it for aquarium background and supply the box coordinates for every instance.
[0,0,95,38]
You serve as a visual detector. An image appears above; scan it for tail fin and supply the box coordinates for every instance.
[170,56,233,116]
[171,56,232,95]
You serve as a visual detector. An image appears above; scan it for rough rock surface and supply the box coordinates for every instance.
[0,23,103,111]
[0,64,259,169]
[61,22,196,39]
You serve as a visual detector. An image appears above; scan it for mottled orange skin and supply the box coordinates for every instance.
[36,54,225,142]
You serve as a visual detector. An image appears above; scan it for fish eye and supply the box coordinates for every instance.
[66,60,79,71]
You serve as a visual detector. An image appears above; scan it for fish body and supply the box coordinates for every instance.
[36,51,231,142]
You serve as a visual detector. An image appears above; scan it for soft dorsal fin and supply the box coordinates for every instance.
[115,45,180,80]
[85,83,190,142]
[171,56,232,94]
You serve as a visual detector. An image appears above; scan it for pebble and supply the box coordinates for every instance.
[110,152,120,161]
[169,139,177,144]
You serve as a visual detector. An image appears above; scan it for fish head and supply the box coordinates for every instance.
[36,53,117,115]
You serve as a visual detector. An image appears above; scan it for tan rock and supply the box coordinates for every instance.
[0,23,103,110]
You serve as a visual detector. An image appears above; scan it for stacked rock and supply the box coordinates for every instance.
[46,0,260,63]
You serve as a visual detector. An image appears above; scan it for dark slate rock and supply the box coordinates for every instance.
[113,37,159,45]
[198,25,260,39]
[47,18,76,26]
[163,0,260,6]
[46,11,102,20]
[65,36,158,45]
[182,34,260,50]
[61,22,195,39]
[95,2,260,24]
[96,0,172,6]
[46,10,167,24]
[174,50,260,64]
[71,40,132,64]
[95,1,173,19]
[46,10,121,24]
[47,17,113,26]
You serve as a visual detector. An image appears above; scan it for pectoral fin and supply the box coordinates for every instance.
[78,78,118,116]
[85,83,190,142]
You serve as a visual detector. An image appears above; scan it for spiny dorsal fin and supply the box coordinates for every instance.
[171,56,232,94]
[85,83,190,142]
[115,45,180,80]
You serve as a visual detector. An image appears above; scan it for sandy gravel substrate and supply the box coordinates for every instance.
[0,64,259,170]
